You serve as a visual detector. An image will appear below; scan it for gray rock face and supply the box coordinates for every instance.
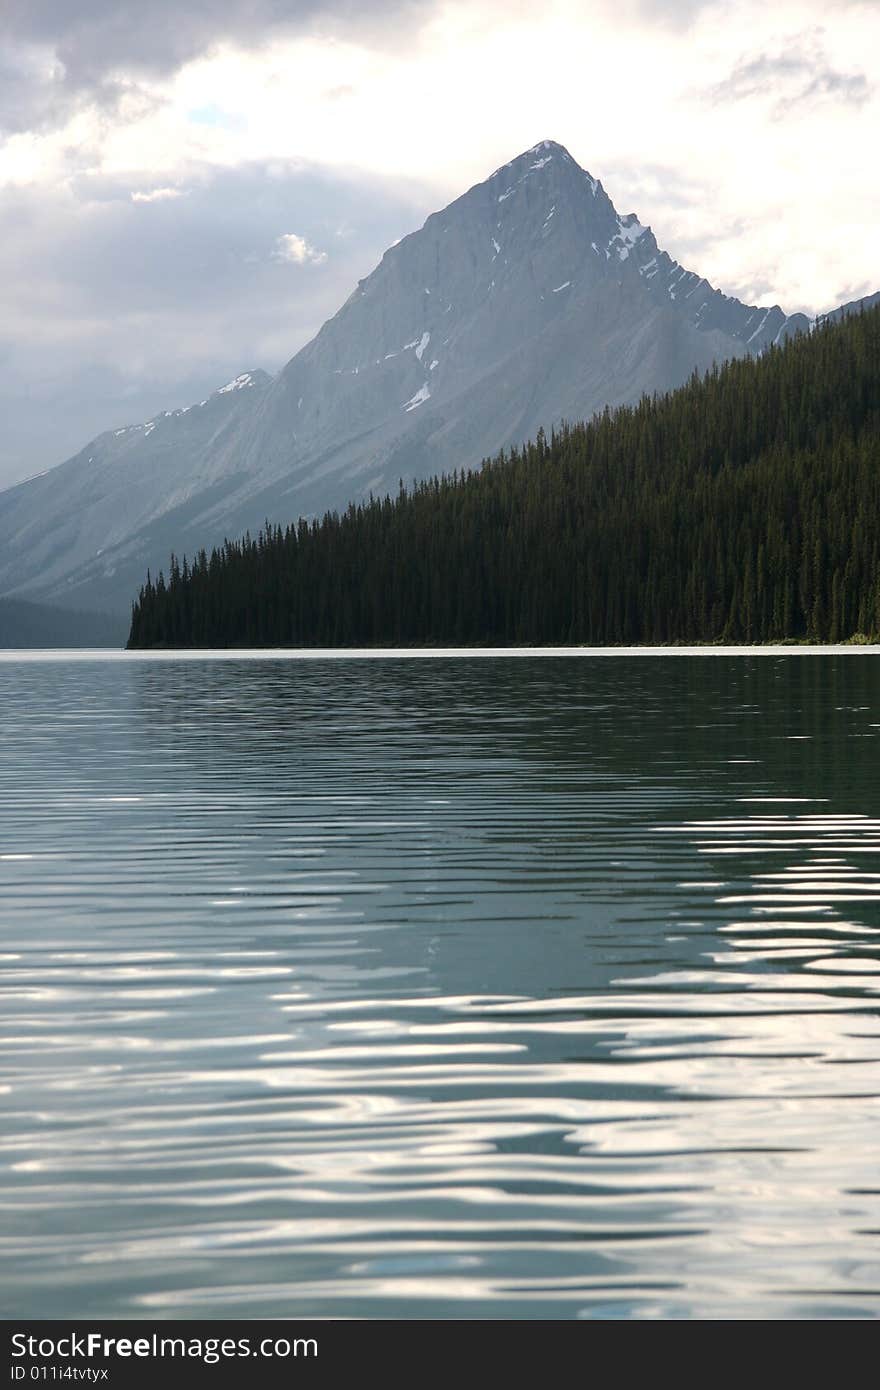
[0,370,272,613]
[0,141,869,617]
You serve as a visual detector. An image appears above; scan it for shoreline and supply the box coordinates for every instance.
[3,644,880,661]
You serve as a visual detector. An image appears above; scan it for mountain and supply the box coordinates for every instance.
[128,301,880,649]
[0,140,868,621]
[823,290,880,323]
[0,369,273,620]
[0,597,127,648]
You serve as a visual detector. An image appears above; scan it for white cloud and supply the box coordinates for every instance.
[2,1,868,319]
[273,231,327,265]
[131,185,184,202]
[2,5,876,317]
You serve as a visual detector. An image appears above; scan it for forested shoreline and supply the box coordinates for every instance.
[128,304,880,648]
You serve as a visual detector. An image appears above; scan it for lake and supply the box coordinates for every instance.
[1,650,879,1319]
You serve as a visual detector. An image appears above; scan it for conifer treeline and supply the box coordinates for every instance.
[128,304,880,648]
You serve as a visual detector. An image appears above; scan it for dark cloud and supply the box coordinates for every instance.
[5,3,867,134]
[4,2,426,80]
[0,158,436,486]
[4,2,872,132]
[0,1,425,132]
[709,37,871,115]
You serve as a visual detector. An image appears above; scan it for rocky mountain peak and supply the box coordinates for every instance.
[0,139,864,625]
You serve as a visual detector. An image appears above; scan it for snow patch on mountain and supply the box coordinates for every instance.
[611,214,648,261]
[217,372,258,394]
[403,383,431,412]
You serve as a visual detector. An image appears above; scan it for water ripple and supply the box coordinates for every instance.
[1,653,879,1318]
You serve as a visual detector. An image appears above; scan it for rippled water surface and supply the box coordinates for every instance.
[2,651,880,1319]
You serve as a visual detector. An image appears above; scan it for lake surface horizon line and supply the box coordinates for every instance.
[4,644,880,662]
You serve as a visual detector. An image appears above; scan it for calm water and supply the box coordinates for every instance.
[1,651,880,1320]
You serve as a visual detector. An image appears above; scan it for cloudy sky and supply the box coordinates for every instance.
[1,0,877,487]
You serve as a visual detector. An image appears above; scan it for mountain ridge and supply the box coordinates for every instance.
[128,301,880,649]
[0,140,873,622]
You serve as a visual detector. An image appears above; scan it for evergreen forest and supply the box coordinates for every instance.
[128,303,880,648]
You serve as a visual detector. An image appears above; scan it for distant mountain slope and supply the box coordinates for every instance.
[0,140,870,619]
[824,290,880,323]
[128,301,880,649]
[0,597,126,648]
[0,370,272,617]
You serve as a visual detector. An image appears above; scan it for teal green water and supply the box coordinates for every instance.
[1,653,879,1319]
